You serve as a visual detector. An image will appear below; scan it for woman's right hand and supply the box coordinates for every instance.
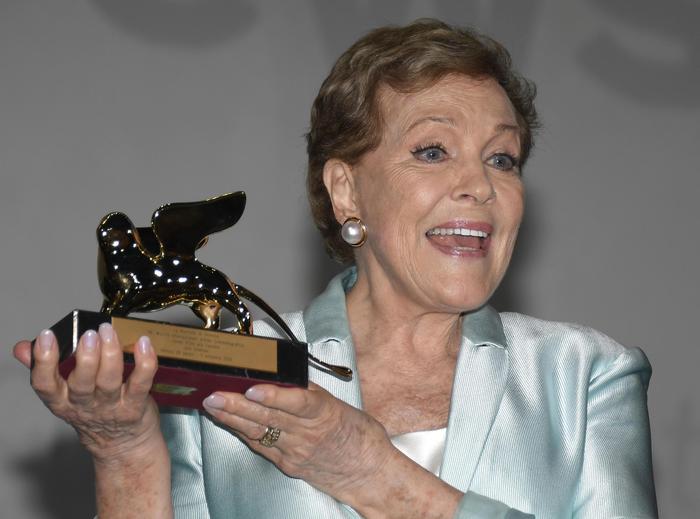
[13,323,163,463]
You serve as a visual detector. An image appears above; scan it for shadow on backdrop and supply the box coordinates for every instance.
[579,0,700,108]
[311,0,414,59]
[656,396,700,513]
[435,0,542,67]
[311,0,542,67]
[90,0,257,48]
[13,434,95,519]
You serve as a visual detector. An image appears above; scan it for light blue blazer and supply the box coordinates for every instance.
[161,268,657,518]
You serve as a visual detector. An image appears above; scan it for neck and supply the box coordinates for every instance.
[345,266,463,363]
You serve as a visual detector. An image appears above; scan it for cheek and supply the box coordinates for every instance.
[506,190,525,267]
[512,192,525,234]
[360,170,438,233]
[494,182,525,258]
[500,181,525,228]
[360,181,439,272]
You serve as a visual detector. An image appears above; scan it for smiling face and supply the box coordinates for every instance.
[325,74,525,315]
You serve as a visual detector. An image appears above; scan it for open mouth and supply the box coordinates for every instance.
[425,226,491,253]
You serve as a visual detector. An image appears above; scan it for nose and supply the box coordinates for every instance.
[451,159,495,204]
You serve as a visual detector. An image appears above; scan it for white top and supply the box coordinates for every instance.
[390,428,447,476]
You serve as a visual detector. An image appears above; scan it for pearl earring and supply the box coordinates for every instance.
[341,217,367,247]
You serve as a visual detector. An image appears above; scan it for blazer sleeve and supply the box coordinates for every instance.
[160,408,212,519]
[572,347,658,518]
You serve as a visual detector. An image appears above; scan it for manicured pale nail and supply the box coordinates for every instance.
[137,336,152,355]
[245,386,265,402]
[38,329,54,353]
[203,394,225,409]
[98,322,114,342]
[82,330,98,352]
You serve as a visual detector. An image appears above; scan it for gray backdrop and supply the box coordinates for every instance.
[1,1,697,517]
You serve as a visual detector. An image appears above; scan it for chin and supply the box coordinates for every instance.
[428,280,495,314]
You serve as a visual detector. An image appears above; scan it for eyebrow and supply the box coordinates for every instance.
[405,117,520,135]
[405,116,457,133]
[494,123,520,134]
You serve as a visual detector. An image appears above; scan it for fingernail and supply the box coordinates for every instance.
[83,330,98,352]
[38,329,53,353]
[203,394,225,409]
[98,322,113,342]
[245,386,265,402]
[137,336,152,355]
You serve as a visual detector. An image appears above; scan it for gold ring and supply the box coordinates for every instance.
[259,426,281,447]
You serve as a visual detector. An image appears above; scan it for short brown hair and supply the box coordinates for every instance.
[306,18,539,263]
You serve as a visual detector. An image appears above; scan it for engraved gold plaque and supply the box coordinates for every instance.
[113,317,277,374]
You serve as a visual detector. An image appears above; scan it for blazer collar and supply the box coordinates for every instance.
[302,268,360,408]
[304,266,508,350]
[461,304,508,350]
[302,267,355,345]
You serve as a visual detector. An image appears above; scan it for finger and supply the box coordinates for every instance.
[95,323,124,396]
[202,394,268,440]
[13,340,32,368]
[202,391,281,430]
[236,430,284,466]
[30,330,65,405]
[244,383,326,418]
[123,336,158,406]
[66,330,100,403]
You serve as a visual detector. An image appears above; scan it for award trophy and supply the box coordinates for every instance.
[40,192,351,409]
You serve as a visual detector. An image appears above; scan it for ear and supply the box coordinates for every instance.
[322,159,360,224]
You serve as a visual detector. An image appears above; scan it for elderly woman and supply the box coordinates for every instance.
[14,19,656,518]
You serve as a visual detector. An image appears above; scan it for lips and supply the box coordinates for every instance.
[425,222,492,256]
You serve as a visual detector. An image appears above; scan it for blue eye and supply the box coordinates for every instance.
[487,153,519,172]
[411,143,447,163]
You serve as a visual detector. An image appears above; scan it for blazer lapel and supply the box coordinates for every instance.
[309,337,363,409]
[302,269,364,409]
[440,308,510,491]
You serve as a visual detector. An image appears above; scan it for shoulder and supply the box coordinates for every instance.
[499,312,651,385]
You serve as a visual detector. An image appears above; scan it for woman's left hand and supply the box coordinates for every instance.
[202,382,393,502]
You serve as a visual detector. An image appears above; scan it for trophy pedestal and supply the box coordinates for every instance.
[49,310,308,410]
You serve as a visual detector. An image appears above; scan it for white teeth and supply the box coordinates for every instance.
[427,227,489,238]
